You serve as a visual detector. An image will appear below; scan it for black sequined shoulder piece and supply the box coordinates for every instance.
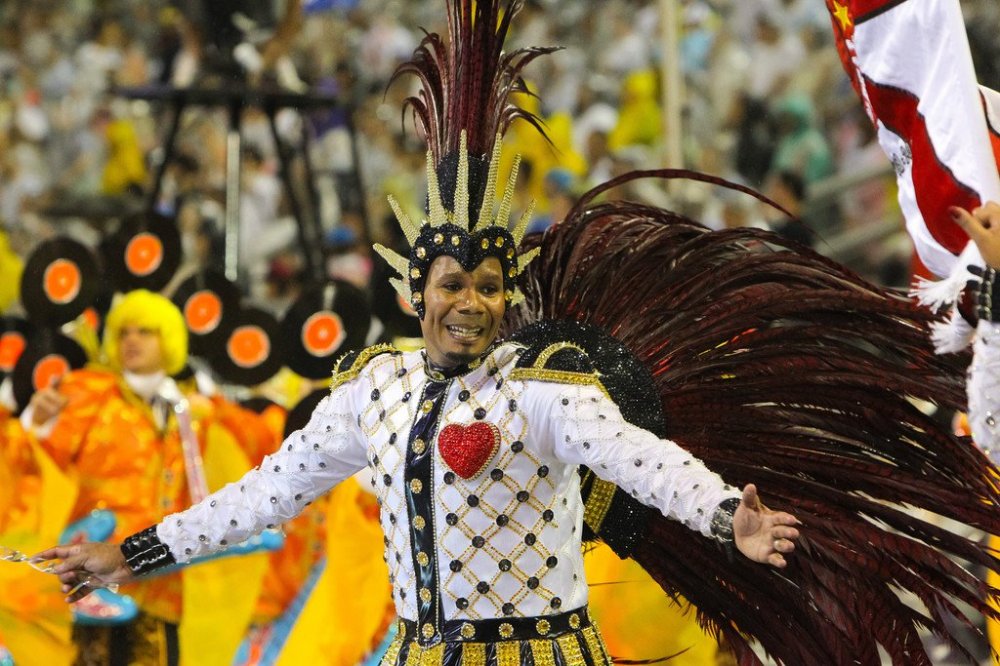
[330,343,397,390]
[515,340,596,374]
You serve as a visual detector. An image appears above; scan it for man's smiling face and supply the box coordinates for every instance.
[419,255,506,367]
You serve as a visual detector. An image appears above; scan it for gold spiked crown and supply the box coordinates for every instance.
[374,131,539,318]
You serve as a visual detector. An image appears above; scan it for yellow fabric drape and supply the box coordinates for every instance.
[584,543,721,664]
[276,478,394,666]
[0,425,78,665]
[179,422,270,666]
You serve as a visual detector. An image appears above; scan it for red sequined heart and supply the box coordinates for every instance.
[438,422,501,480]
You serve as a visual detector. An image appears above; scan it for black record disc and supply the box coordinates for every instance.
[283,388,328,439]
[0,317,33,380]
[104,212,182,292]
[171,270,241,357]
[12,330,87,412]
[20,238,99,326]
[210,307,284,386]
[281,280,372,379]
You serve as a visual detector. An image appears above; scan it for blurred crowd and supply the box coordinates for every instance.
[1,0,999,313]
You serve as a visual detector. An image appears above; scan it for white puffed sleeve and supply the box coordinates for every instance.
[523,381,740,537]
[968,320,1000,464]
[155,383,368,563]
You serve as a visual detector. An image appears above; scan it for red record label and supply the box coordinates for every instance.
[32,354,70,392]
[228,325,270,369]
[301,311,346,356]
[185,291,224,335]
[125,233,164,277]
[0,332,26,372]
[43,259,82,304]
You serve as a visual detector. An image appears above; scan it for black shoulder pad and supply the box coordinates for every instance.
[330,343,396,389]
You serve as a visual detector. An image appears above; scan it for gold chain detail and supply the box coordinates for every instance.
[535,342,587,368]
[529,639,557,666]
[496,641,521,666]
[583,472,617,533]
[460,643,487,666]
[556,634,587,666]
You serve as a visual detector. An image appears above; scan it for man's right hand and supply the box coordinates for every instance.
[29,383,68,426]
[33,543,135,603]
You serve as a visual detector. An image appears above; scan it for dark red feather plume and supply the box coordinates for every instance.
[390,0,557,162]
[504,169,1000,664]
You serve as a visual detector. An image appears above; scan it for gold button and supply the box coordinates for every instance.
[422,622,435,639]
[451,235,461,247]
[422,400,434,413]
[569,613,581,629]
[506,248,515,259]
[495,237,504,248]
[434,233,444,245]
[420,587,432,602]
[410,478,423,493]
[499,622,514,639]
[410,267,421,279]
[481,238,490,249]
[416,246,427,259]
[413,438,426,454]
[413,515,426,530]
[412,292,423,304]
[536,619,550,636]
[416,551,430,566]
[508,267,517,278]
[460,622,475,639]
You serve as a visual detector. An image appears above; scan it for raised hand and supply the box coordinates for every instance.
[34,542,134,603]
[733,484,800,568]
[951,202,1000,269]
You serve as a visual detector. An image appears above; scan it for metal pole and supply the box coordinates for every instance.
[660,0,683,170]
[224,103,243,284]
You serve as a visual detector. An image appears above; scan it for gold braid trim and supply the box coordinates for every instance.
[460,643,487,666]
[330,343,397,391]
[582,470,617,533]
[509,368,611,401]
[496,641,521,666]
[581,626,611,666]
[556,634,587,666]
[380,624,405,666]
[535,342,587,367]
[529,639,557,666]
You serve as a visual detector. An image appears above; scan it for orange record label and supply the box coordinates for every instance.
[125,233,164,277]
[302,311,346,357]
[228,325,270,369]
[0,332,26,372]
[184,291,223,335]
[43,259,82,304]
[32,354,70,392]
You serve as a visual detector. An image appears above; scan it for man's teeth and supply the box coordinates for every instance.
[447,325,482,339]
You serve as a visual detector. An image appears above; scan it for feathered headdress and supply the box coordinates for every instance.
[373,0,556,317]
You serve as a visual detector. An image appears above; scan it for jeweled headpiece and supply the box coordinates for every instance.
[373,0,556,318]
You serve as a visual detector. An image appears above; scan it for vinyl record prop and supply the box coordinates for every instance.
[171,270,241,357]
[104,212,181,292]
[12,330,87,412]
[280,280,372,379]
[0,317,33,381]
[282,388,327,439]
[210,307,284,386]
[371,254,422,339]
[20,238,99,327]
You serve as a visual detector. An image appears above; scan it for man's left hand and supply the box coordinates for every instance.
[733,484,800,568]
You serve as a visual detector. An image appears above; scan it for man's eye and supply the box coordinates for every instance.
[481,285,499,295]
[443,283,461,291]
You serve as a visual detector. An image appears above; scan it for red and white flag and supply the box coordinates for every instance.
[826,0,1000,281]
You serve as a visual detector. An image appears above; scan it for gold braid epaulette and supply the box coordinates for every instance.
[509,342,611,400]
[329,343,397,391]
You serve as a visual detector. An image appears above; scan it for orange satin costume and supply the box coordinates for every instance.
[39,368,202,625]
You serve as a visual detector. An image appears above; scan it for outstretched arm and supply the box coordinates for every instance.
[36,387,368,600]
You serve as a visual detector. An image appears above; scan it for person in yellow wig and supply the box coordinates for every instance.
[20,289,269,665]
